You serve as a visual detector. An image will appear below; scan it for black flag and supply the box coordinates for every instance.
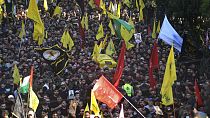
[36,45,70,75]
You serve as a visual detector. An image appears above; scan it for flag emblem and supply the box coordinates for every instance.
[43,50,61,61]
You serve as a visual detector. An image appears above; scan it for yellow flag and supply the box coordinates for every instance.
[121,25,133,42]
[125,41,134,50]
[156,20,160,33]
[136,0,139,10]
[128,16,135,34]
[97,54,117,68]
[33,22,45,45]
[0,7,3,23]
[101,4,106,14]
[99,0,103,8]
[160,45,176,106]
[44,0,48,11]
[152,19,156,38]
[90,90,100,115]
[85,13,88,30]
[98,41,103,52]
[106,39,116,56]
[89,0,96,8]
[117,2,121,18]
[29,88,39,112]
[67,33,74,51]
[27,0,42,24]
[161,86,173,106]
[61,30,74,50]
[27,0,45,45]
[100,0,106,14]
[108,1,114,11]
[139,0,145,21]
[123,0,131,8]
[107,11,119,19]
[81,16,85,29]
[61,30,68,48]
[53,6,61,16]
[19,21,26,39]
[0,0,4,5]
[83,103,90,118]
[12,64,20,85]
[96,23,104,40]
[101,112,104,118]
[92,43,100,61]
[102,35,107,49]
[108,20,115,35]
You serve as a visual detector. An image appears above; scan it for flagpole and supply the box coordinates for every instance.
[19,91,26,118]
[173,103,176,118]
[172,85,176,118]
[122,96,145,118]
[26,83,30,118]
[18,39,23,60]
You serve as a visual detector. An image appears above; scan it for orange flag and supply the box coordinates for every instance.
[92,75,123,109]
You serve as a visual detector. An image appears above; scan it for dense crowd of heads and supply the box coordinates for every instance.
[0,0,210,118]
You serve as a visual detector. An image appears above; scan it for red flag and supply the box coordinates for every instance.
[194,79,203,106]
[94,0,100,7]
[79,22,85,49]
[29,66,34,88]
[149,41,159,89]
[113,41,126,88]
[93,75,123,109]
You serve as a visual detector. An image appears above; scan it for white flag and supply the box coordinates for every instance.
[119,104,124,118]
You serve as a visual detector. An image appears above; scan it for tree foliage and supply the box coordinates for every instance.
[155,0,210,29]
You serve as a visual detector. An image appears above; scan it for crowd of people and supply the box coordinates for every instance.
[0,0,210,118]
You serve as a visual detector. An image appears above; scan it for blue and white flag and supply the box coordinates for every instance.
[158,15,183,52]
